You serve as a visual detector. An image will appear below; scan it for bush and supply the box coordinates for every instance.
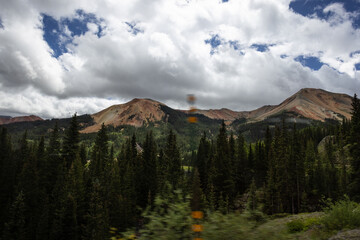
[302,217,321,230]
[202,212,254,240]
[139,188,193,240]
[321,196,360,231]
[287,219,305,233]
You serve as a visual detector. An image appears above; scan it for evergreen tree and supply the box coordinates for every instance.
[324,138,338,199]
[247,178,258,211]
[0,128,15,233]
[68,154,86,238]
[17,150,41,239]
[36,197,50,240]
[349,93,360,200]
[235,132,247,194]
[338,125,349,195]
[247,143,254,185]
[191,168,203,211]
[2,191,26,240]
[164,130,182,188]
[83,180,109,240]
[289,124,305,213]
[214,121,234,206]
[254,141,266,187]
[63,114,80,169]
[196,132,210,193]
[141,131,158,206]
[61,194,78,240]
[45,123,62,195]
[90,123,109,179]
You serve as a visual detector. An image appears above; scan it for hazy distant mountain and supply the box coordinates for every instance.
[80,88,353,133]
[0,115,43,125]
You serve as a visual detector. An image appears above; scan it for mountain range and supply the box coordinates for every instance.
[80,88,353,133]
[0,88,354,133]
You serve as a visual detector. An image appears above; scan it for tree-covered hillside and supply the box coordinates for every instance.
[0,94,359,239]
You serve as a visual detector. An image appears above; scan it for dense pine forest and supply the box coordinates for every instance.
[0,94,360,240]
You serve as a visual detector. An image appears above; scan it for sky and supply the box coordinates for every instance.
[0,0,360,118]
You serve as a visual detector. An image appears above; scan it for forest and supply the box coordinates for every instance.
[0,94,360,240]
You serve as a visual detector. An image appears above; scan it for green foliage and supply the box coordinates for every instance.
[203,212,253,240]
[302,217,321,230]
[139,188,192,240]
[2,191,26,240]
[1,105,360,239]
[349,93,360,200]
[286,219,305,233]
[321,196,360,231]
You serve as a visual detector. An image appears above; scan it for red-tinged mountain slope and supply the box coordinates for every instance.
[81,98,168,133]
[189,88,352,123]
[0,115,43,125]
[248,88,352,121]
[190,108,248,124]
[81,88,353,133]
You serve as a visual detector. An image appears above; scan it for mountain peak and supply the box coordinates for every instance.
[0,115,43,125]
[80,88,354,133]
[81,98,167,133]
[252,88,353,121]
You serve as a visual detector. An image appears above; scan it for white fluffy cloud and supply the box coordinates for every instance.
[0,0,359,118]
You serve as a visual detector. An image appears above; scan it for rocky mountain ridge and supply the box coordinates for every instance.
[81,88,353,133]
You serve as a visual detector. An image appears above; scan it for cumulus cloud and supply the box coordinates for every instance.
[0,0,360,118]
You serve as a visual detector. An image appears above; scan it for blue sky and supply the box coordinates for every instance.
[42,10,104,57]
[0,0,360,118]
[290,0,360,28]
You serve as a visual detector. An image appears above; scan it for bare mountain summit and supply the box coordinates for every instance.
[81,98,167,133]
[190,88,352,123]
[249,88,353,121]
[0,115,43,125]
[81,88,353,133]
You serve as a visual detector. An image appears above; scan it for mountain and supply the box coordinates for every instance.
[248,88,352,121]
[81,98,170,133]
[81,88,353,133]
[185,88,352,123]
[0,115,43,125]
[192,108,247,124]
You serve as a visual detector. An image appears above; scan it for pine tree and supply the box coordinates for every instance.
[36,196,50,240]
[289,124,305,213]
[157,149,166,193]
[141,131,158,206]
[0,128,15,233]
[349,93,360,200]
[191,168,203,211]
[79,143,87,166]
[17,150,41,239]
[83,180,109,240]
[235,132,247,194]
[324,138,338,199]
[214,121,234,206]
[247,178,258,211]
[2,191,26,240]
[61,194,78,240]
[338,125,349,195]
[68,154,86,238]
[247,143,254,185]
[254,141,266,187]
[164,130,182,188]
[196,132,210,193]
[63,114,80,170]
[45,123,62,195]
[89,123,109,179]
